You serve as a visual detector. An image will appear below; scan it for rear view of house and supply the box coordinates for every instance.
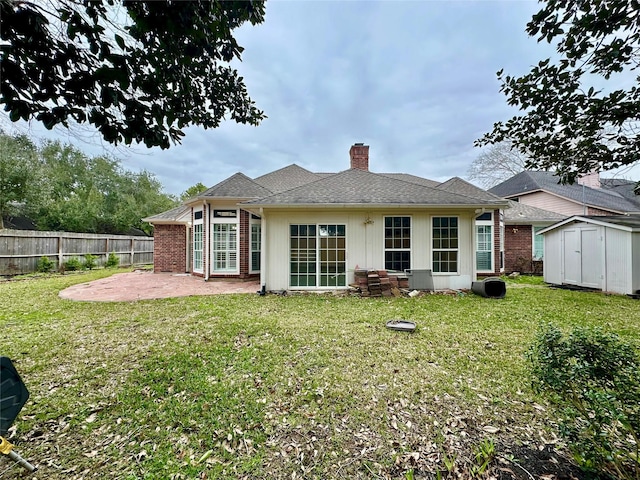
[146,144,508,292]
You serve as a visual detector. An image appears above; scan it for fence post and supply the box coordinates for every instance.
[58,235,63,269]
[130,238,135,266]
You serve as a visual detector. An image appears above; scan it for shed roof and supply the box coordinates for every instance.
[538,215,640,234]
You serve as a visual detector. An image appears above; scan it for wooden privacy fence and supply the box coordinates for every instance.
[0,229,153,276]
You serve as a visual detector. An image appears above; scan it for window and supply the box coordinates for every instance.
[476,212,493,272]
[384,216,411,271]
[213,224,237,271]
[290,224,317,287]
[432,216,458,273]
[533,226,545,260]
[251,222,261,272]
[213,209,237,218]
[290,224,346,287]
[193,210,203,272]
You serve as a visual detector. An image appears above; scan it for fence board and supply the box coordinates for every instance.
[0,229,153,275]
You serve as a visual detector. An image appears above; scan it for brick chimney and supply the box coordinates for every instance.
[349,143,369,171]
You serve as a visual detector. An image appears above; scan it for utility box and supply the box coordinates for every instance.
[405,269,434,291]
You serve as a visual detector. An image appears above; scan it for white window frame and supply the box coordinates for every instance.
[476,213,493,273]
[432,216,459,275]
[533,226,545,260]
[211,208,239,274]
[193,209,204,274]
[250,217,261,274]
[383,216,412,272]
[289,223,347,289]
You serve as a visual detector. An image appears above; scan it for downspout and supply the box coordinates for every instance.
[259,208,266,293]
[204,201,209,281]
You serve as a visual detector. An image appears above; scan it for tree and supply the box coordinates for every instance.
[1,0,266,149]
[180,182,208,202]
[476,0,640,184]
[467,141,529,189]
[0,132,42,229]
[34,140,176,234]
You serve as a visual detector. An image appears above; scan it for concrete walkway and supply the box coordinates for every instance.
[59,270,261,302]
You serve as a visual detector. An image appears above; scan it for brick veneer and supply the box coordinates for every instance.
[153,224,187,273]
[504,224,534,274]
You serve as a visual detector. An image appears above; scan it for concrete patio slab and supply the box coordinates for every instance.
[59,270,261,302]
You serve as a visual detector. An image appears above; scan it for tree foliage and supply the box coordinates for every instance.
[1,0,266,149]
[0,131,42,229]
[0,132,176,234]
[527,324,640,479]
[180,182,208,202]
[477,0,640,184]
[467,141,529,189]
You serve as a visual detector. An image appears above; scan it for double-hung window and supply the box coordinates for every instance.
[384,216,411,271]
[193,210,203,273]
[475,212,493,272]
[212,209,237,273]
[432,216,458,273]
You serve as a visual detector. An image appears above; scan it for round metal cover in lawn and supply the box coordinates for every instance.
[386,320,416,332]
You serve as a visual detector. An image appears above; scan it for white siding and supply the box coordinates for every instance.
[605,227,632,295]
[543,228,563,285]
[631,231,640,295]
[262,208,476,291]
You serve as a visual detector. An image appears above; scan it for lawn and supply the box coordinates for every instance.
[0,271,638,479]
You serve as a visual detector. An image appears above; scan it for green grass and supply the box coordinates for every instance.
[0,271,638,479]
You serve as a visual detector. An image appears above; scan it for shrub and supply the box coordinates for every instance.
[64,257,82,271]
[105,251,119,268]
[36,256,55,273]
[83,254,97,270]
[527,324,640,479]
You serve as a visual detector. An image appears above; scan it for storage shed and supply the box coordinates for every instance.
[538,215,640,296]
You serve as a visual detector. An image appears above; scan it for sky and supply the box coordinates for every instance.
[5,0,638,196]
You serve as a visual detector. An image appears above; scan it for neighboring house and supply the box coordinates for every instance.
[146,144,508,292]
[489,170,640,274]
[502,201,565,274]
[539,215,640,296]
[489,170,640,216]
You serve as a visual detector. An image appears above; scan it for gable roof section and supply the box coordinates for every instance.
[538,215,640,234]
[143,205,191,224]
[504,200,565,223]
[198,172,272,199]
[489,171,640,214]
[253,164,322,194]
[242,169,506,207]
[436,177,505,203]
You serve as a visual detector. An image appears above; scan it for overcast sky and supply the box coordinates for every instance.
[6,1,638,196]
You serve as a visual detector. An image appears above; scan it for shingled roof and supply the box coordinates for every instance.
[489,171,640,214]
[198,173,272,199]
[242,169,506,207]
[503,200,565,223]
[253,164,323,193]
[436,177,505,203]
[143,205,191,224]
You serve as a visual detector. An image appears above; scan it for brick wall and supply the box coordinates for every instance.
[504,224,534,274]
[587,206,616,216]
[153,224,187,273]
[493,209,501,275]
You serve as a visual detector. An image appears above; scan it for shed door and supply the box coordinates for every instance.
[563,229,580,285]
[562,227,602,289]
